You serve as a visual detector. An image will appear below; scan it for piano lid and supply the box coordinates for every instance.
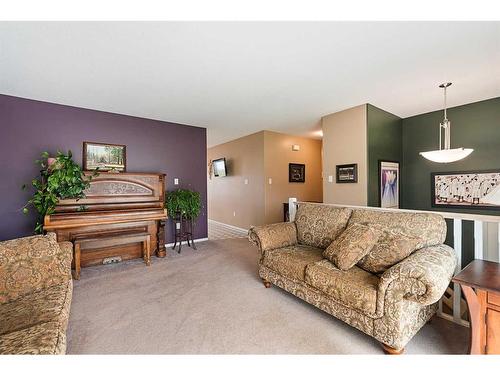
[54,172,166,213]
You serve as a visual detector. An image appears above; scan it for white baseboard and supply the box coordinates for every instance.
[164,237,209,248]
[208,219,248,233]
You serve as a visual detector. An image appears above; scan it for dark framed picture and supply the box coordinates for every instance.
[83,142,126,172]
[431,169,500,210]
[336,163,357,183]
[289,163,305,183]
[379,160,400,208]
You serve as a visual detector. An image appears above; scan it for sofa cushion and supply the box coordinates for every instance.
[348,209,446,249]
[0,281,72,336]
[295,203,352,249]
[323,223,382,271]
[305,259,379,316]
[262,245,324,281]
[357,231,421,274]
[0,321,67,355]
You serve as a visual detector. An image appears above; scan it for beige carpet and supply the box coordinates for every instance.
[67,238,468,354]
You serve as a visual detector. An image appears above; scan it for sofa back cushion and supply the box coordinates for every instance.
[348,208,446,250]
[295,203,352,249]
[357,231,421,274]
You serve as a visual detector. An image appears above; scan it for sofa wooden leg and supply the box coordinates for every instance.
[382,343,404,355]
[262,279,272,288]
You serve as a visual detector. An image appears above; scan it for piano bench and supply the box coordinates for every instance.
[73,232,151,280]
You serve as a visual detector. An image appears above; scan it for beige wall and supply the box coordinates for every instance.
[208,130,323,229]
[322,104,368,205]
[207,131,266,229]
[264,131,323,223]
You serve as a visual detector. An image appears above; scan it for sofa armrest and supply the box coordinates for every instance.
[378,244,457,306]
[248,222,298,252]
[0,233,73,303]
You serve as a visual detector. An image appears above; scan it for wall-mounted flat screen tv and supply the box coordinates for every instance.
[213,158,227,177]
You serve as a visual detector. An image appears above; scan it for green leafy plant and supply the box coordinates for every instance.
[22,150,98,234]
[165,188,202,220]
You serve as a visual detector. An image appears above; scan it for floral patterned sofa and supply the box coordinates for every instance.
[248,203,457,354]
[0,233,73,354]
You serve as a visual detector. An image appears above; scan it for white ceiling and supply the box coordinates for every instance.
[0,22,499,146]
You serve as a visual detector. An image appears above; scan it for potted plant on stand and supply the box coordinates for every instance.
[165,188,202,253]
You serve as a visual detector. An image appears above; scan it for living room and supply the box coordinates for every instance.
[1,2,500,374]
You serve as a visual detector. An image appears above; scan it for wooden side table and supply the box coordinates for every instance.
[453,260,500,354]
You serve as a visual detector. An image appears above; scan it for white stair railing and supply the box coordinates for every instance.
[287,199,500,327]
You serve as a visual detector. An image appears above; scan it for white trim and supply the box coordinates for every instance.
[292,201,500,223]
[436,311,470,328]
[474,220,484,260]
[498,222,500,262]
[208,219,248,233]
[164,237,209,248]
[453,218,463,324]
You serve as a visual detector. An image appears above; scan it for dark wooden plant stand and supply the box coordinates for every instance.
[172,214,196,253]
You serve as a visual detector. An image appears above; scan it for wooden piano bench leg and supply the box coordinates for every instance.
[73,242,81,280]
[143,235,151,266]
[381,343,404,355]
[262,279,272,288]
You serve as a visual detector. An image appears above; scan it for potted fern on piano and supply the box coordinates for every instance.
[22,150,98,234]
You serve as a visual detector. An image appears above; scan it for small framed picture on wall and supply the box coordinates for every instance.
[379,160,400,208]
[289,163,305,183]
[336,163,357,183]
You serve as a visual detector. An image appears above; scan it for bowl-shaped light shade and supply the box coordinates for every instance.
[419,148,474,163]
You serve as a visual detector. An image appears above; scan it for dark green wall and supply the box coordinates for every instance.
[401,97,500,267]
[366,104,402,206]
[401,97,500,216]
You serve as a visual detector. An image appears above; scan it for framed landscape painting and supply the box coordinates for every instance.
[83,142,126,172]
[431,170,500,210]
[379,160,399,208]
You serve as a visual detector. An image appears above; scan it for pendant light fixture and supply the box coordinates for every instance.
[419,83,473,163]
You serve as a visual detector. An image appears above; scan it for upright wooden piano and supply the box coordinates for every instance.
[44,172,168,268]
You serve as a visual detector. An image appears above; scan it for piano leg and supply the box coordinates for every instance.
[143,235,151,266]
[73,242,81,280]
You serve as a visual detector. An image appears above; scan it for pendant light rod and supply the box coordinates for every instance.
[439,82,452,150]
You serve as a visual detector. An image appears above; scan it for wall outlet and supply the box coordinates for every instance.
[328,175,333,183]
[244,178,248,185]
[174,178,179,185]
[268,178,272,185]
[176,222,181,229]
[233,211,236,217]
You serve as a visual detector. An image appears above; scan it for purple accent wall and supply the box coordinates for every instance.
[0,94,207,242]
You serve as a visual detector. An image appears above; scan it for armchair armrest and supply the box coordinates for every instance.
[0,233,72,303]
[248,222,298,252]
[378,244,457,306]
